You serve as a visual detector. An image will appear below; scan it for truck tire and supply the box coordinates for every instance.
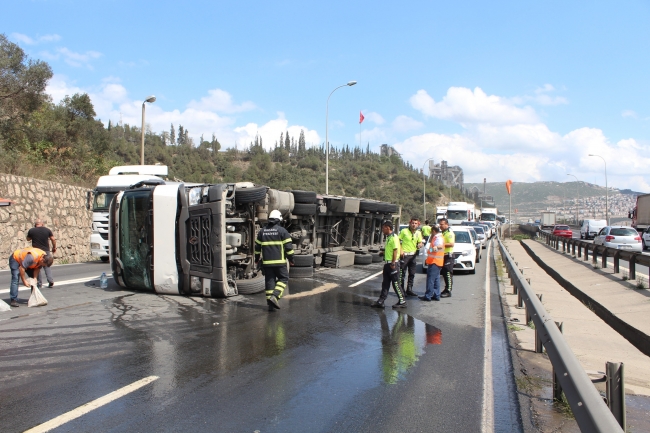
[100,256,109,263]
[292,254,314,267]
[354,253,372,265]
[359,200,378,212]
[291,190,318,204]
[293,203,317,215]
[236,273,265,295]
[372,253,383,263]
[290,266,313,278]
[235,186,268,205]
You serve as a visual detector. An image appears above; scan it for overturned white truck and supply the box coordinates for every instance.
[109,181,399,297]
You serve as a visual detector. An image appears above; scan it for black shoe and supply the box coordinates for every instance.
[432,297,441,301]
[440,291,451,298]
[10,299,19,307]
[48,282,54,288]
[418,296,431,302]
[405,290,418,297]
[267,296,280,310]
[392,302,407,308]
[370,300,385,308]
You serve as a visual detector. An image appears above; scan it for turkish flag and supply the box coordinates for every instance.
[359,111,365,124]
[506,180,513,195]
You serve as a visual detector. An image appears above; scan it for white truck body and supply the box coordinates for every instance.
[436,206,447,222]
[446,202,473,225]
[540,211,557,230]
[480,207,498,223]
[89,165,168,261]
[630,193,650,232]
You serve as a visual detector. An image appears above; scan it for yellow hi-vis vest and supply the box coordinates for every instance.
[425,236,444,267]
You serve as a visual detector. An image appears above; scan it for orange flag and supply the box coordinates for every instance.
[505,180,513,195]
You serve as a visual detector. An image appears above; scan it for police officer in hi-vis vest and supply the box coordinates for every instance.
[420,225,444,301]
[371,220,406,309]
[398,217,424,297]
[255,210,295,310]
[439,218,455,297]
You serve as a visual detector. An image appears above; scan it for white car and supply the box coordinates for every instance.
[473,226,487,249]
[643,229,650,251]
[580,219,607,240]
[420,227,478,274]
[593,226,643,252]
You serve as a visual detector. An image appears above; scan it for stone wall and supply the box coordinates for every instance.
[0,174,93,269]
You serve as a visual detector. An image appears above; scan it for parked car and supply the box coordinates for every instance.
[580,219,607,240]
[552,225,573,239]
[593,226,643,252]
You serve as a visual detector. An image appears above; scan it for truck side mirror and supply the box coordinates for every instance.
[86,191,92,210]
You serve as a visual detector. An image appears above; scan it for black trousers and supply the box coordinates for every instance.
[441,255,454,292]
[399,254,417,291]
[380,262,404,303]
[263,265,289,299]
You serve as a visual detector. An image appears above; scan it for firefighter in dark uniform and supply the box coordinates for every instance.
[255,210,295,310]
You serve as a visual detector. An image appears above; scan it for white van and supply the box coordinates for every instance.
[580,219,607,240]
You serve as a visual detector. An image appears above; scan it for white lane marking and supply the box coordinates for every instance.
[481,242,494,433]
[0,261,109,273]
[349,271,383,287]
[0,275,113,294]
[24,376,159,433]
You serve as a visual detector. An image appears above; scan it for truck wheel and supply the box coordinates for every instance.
[292,203,317,215]
[100,256,109,263]
[234,186,268,205]
[354,253,372,265]
[359,200,378,212]
[236,273,265,295]
[290,266,313,278]
[292,254,314,267]
[372,253,383,263]
[291,190,318,204]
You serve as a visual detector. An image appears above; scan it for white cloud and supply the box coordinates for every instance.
[187,88,256,113]
[46,75,318,149]
[362,111,385,125]
[622,110,638,119]
[410,87,538,126]
[355,127,389,145]
[40,47,102,68]
[392,115,423,132]
[11,32,61,45]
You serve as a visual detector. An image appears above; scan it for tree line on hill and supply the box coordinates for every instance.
[0,33,473,220]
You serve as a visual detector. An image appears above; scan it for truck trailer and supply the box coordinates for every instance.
[108,181,399,297]
[540,211,557,230]
[629,193,650,232]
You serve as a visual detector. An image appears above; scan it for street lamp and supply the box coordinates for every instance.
[567,174,580,225]
[141,95,156,165]
[325,81,357,194]
[422,158,434,221]
[588,154,608,225]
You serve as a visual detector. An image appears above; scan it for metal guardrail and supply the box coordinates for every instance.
[519,224,650,281]
[497,235,624,432]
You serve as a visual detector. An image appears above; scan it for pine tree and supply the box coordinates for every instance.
[107,120,112,131]
[170,124,176,145]
[284,131,290,151]
[178,125,185,145]
[279,132,284,150]
[298,129,306,153]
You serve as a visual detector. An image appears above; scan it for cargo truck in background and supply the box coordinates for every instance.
[540,211,557,230]
[108,180,399,298]
[436,206,447,222]
[629,193,650,232]
[479,207,498,223]
[87,165,169,262]
[446,202,475,225]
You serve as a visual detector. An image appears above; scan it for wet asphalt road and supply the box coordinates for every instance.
[0,241,521,432]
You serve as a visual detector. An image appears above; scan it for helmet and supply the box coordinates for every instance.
[269,210,282,220]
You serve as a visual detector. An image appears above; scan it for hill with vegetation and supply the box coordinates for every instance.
[0,33,473,221]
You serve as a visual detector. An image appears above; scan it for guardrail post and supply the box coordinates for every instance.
[593,247,598,264]
[552,321,564,401]
[578,242,582,258]
[601,249,608,269]
[606,362,626,430]
[585,245,589,262]
[517,286,523,306]
[534,294,544,353]
[629,256,636,280]
[562,239,566,253]
[613,252,620,274]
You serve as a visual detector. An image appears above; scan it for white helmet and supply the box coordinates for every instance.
[269,210,282,220]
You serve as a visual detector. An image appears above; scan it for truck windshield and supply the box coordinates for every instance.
[480,213,496,221]
[93,192,116,211]
[447,210,467,220]
[118,190,153,290]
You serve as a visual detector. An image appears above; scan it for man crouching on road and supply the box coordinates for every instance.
[371,220,406,309]
[255,210,295,310]
[8,247,53,307]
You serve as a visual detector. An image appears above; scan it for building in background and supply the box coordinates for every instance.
[428,160,464,190]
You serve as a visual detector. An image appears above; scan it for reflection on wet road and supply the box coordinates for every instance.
[0,246,520,433]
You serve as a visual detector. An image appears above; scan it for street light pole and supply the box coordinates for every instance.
[325,81,357,195]
[589,154,608,225]
[422,158,434,221]
[567,174,580,226]
[141,95,156,165]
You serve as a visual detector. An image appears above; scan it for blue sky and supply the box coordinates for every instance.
[4,1,650,190]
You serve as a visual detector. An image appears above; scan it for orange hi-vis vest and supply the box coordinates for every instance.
[425,237,444,267]
[13,247,45,268]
